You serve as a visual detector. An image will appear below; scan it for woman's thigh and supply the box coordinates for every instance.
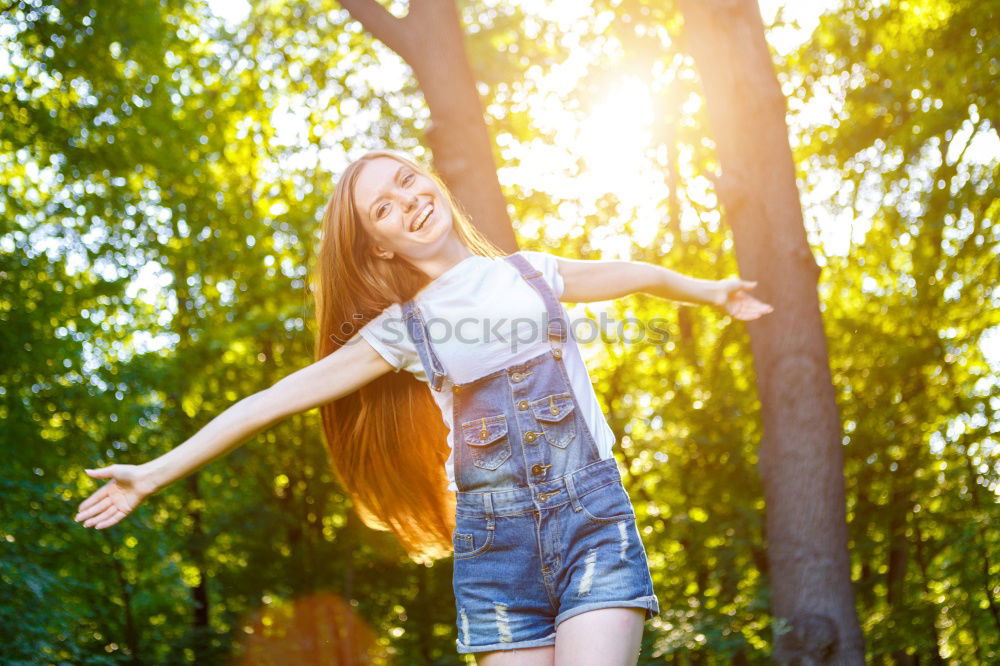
[553,607,645,666]
[476,645,555,666]
[473,607,644,665]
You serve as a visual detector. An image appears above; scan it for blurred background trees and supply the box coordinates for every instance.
[1,0,996,663]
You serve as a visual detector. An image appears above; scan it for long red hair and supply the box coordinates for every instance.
[311,151,505,563]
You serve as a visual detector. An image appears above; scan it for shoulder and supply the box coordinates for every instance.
[359,301,403,329]
[514,250,566,299]
[356,302,413,372]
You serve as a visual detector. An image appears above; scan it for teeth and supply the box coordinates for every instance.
[411,205,432,232]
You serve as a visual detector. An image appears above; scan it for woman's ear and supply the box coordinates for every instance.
[373,246,394,260]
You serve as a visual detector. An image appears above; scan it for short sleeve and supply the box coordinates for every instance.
[356,303,421,376]
[519,250,565,300]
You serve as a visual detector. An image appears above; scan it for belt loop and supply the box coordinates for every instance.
[483,492,496,526]
[563,472,583,513]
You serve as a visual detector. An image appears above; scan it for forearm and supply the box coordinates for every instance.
[644,265,723,307]
[141,389,277,492]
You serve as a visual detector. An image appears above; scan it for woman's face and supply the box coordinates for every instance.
[353,156,455,261]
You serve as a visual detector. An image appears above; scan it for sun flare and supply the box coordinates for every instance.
[577,77,656,200]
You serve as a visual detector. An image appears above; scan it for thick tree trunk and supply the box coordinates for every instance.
[676,1,865,663]
[338,0,518,253]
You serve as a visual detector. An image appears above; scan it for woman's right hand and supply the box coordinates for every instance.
[74,464,157,529]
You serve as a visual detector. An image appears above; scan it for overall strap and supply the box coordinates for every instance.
[503,253,568,355]
[401,299,449,392]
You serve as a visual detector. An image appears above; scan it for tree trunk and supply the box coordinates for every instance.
[186,475,212,633]
[887,480,915,666]
[110,548,143,665]
[337,0,518,253]
[912,523,947,665]
[676,1,865,663]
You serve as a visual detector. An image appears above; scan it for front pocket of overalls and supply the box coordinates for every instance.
[576,481,636,524]
[453,515,495,559]
[530,393,577,449]
[460,415,512,471]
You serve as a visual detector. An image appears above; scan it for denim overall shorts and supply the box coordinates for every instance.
[401,252,659,655]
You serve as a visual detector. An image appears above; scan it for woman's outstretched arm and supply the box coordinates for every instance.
[74,337,395,529]
[554,256,773,320]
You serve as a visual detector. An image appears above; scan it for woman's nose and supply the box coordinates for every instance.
[402,194,418,212]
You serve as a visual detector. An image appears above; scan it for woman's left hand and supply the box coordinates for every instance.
[713,279,774,321]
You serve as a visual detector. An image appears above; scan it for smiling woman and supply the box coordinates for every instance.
[74,149,771,665]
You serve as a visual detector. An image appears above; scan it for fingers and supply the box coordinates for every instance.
[76,497,112,522]
[76,490,134,529]
[86,466,117,479]
[735,301,773,320]
[94,509,127,530]
[77,483,111,513]
[83,503,121,528]
[756,299,775,316]
[725,292,774,320]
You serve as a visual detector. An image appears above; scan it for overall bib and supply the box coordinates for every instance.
[401,252,659,654]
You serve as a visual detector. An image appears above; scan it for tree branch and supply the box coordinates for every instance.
[338,0,410,58]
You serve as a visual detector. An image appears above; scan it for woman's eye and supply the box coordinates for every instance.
[376,203,389,219]
[403,173,415,186]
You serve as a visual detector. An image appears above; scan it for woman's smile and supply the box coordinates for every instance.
[410,203,433,232]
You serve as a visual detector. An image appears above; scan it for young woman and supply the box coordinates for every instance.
[75,150,773,665]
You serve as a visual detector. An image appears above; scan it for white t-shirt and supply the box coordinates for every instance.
[357,251,616,491]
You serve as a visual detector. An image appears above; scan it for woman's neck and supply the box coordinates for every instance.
[412,241,475,281]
